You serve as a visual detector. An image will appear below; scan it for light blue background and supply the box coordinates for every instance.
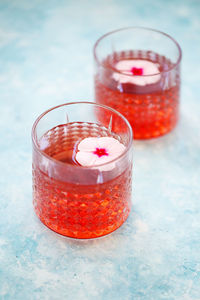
[0,0,200,299]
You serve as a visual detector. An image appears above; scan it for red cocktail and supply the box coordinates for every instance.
[94,27,182,139]
[32,102,133,239]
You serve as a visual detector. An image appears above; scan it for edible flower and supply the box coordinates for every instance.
[113,59,161,86]
[75,137,125,171]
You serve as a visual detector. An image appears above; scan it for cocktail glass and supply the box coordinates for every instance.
[94,27,182,139]
[32,102,133,239]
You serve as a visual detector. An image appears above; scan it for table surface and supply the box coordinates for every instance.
[0,1,200,299]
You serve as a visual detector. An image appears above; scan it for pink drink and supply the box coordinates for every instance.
[32,103,133,239]
[94,28,182,139]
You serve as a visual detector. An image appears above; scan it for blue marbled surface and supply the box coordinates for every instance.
[0,0,200,299]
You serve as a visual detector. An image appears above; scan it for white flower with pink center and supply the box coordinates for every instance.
[113,59,161,86]
[75,136,125,171]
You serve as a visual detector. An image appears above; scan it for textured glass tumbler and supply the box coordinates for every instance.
[94,27,182,139]
[32,102,133,239]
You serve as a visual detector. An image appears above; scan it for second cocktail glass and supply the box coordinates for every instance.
[94,27,182,139]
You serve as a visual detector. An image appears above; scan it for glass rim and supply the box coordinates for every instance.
[93,26,182,77]
[32,101,133,169]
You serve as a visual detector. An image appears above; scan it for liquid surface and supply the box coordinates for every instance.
[33,122,132,238]
[95,50,180,139]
